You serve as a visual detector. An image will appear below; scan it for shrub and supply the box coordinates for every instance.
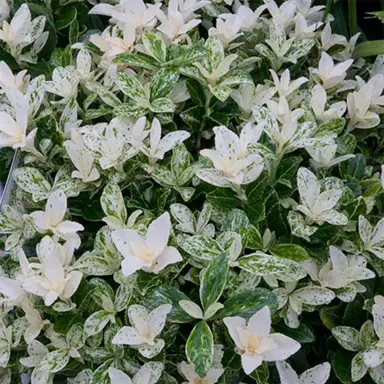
[0,0,384,383]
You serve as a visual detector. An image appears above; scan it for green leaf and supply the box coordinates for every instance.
[331,350,354,383]
[180,106,205,130]
[145,286,195,323]
[320,305,344,329]
[13,167,51,202]
[269,244,309,261]
[249,362,269,383]
[150,67,180,100]
[200,252,229,311]
[207,188,240,212]
[264,186,287,233]
[340,154,366,181]
[100,183,127,224]
[55,6,77,30]
[186,321,214,378]
[177,234,223,261]
[143,31,167,63]
[69,19,79,45]
[237,253,307,282]
[245,173,268,223]
[275,156,302,187]
[353,40,384,58]
[113,52,160,71]
[217,288,278,320]
[186,78,206,106]
[273,323,315,343]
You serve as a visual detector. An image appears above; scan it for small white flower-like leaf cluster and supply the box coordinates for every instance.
[0,4,48,63]
[224,306,300,374]
[112,304,171,358]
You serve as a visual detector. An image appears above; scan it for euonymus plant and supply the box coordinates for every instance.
[0,0,384,383]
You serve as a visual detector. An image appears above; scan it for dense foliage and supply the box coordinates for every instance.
[0,0,384,383]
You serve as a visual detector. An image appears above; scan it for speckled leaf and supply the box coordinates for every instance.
[168,43,205,67]
[292,286,335,306]
[85,82,121,107]
[39,349,69,373]
[351,352,367,382]
[84,311,113,337]
[150,68,180,100]
[171,143,191,180]
[200,252,229,311]
[205,37,224,72]
[332,326,361,352]
[100,183,127,224]
[177,234,223,261]
[150,98,175,113]
[67,324,85,349]
[208,84,232,102]
[73,253,115,276]
[222,209,249,234]
[287,39,315,63]
[13,167,51,202]
[94,227,121,271]
[186,321,214,378]
[113,52,160,70]
[114,283,133,312]
[152,166,177,187]
[269,244,309,261]
[252,106,279,143]
[170,204,196,233]
[316,118,346,136]
[115,73,147,103]
[218,70,253,87]
[288,211,317,241]
[143,31,167,63]
[237,253,307,282]
[359,320,377,349]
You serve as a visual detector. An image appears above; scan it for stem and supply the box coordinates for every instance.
[348,0,358,37]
